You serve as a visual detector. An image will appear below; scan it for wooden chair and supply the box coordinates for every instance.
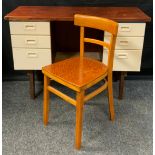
[42,14,118,149]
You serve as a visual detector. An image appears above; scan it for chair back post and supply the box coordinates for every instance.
[80,27,84,58]
[108,34,117,73]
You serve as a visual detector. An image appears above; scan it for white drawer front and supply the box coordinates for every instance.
[104,36,144,50]
[10,22,50,35]
[105,23,146,37]
[102,50,142,71]
[13,48,51,70]
[11,35,51,48]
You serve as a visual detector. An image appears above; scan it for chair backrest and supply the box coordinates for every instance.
[74,14,118,72]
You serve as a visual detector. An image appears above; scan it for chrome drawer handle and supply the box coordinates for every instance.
[27,52,38,58]
[116,53,128,59]
[25,39,37,45]
[120,26,131,32]
[24,24,36,30]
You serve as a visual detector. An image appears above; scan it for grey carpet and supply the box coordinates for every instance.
[2,80,152,155]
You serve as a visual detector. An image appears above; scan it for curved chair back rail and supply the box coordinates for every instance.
[74,14,118,35]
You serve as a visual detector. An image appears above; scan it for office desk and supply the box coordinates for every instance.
[4,6,151,99]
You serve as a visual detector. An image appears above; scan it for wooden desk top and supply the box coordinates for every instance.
[4,6,151,22]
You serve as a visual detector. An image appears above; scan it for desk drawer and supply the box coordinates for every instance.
[105,23,146,37]
[10,22,50,35]
[102,50,142,71]
[11,35,51,48]
[12,48,51,70]
[104,36,144,50]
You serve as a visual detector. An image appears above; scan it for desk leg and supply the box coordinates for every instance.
[27,71,35,99]
[118,71,127,100]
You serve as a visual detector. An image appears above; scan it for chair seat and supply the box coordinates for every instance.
[42,57,108,88]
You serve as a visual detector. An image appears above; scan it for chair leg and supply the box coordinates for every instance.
[107,74,115,121]
[75,90,84,149]
[43,75,50,126]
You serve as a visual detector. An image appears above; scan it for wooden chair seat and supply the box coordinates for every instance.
[42,57,108,88]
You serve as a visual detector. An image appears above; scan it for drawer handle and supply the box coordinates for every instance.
[120,26,131,32]
[119,40,129,46]
[27,52,38,58]
[117,53,128,59]
[25,39,37,45]
[24,24,36,30]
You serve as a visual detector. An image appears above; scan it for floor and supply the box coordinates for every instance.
[2,80,152,155]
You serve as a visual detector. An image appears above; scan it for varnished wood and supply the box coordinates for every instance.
[42,57,108,88]
[75,14,118,72]
[27,71,35,99]
[42,14,118,149]
[42,68,80,92]
[75,90,84,149]
[4,6,151,22]
[107,73,115,121]
[47,86,76,106]
[118,71,127,99]
[74,14,118,35]
[107,35,117,121]
[84,38,110,50]
[80,27,84,58]
[84,80,108,102]
[108,35,117,72]
[43,75,50,125]
[82,74,107,90]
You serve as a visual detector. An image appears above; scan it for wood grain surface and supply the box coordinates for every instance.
[4,6,151,22]
[42,57,107,88]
